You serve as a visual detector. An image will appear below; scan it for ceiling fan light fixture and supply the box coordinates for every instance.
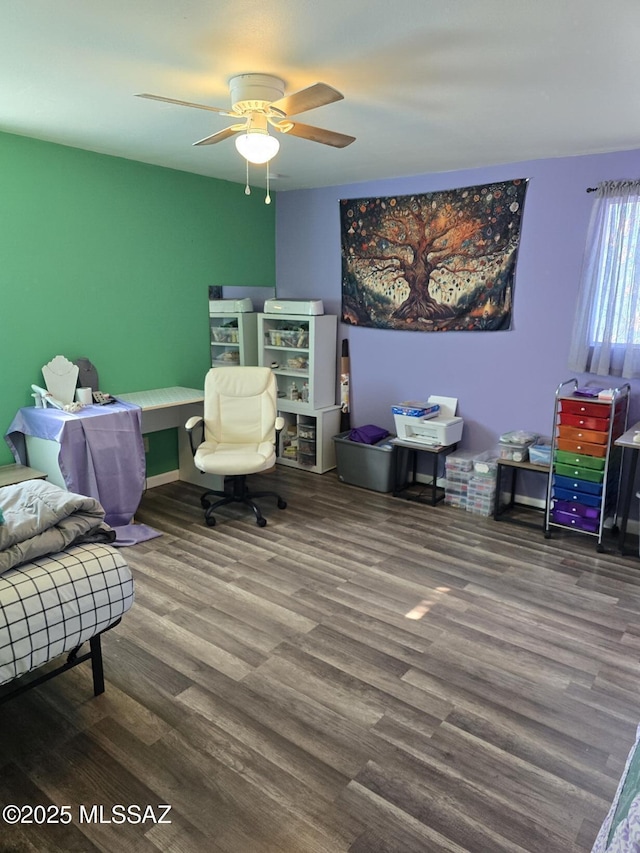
[235,130,280,164]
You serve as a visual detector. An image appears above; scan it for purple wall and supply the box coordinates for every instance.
[276,149,640,459]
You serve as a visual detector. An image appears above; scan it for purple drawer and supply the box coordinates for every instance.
[551,509,599,532]
[552,499,599,519]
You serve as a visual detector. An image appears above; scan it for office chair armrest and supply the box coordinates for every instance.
[274,416,285,457]
[185,416,204,457]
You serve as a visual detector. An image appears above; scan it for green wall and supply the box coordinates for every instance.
[0,131,275,471]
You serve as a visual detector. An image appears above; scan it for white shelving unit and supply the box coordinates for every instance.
[209,311,258,367]
[258,312,339,473]
[277,406,342,474]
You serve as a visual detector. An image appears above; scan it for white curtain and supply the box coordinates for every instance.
[568,180,640,379]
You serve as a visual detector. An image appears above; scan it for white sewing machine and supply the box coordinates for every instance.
[394,395,464,446]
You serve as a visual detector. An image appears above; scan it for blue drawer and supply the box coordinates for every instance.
[553,474,603,496]
[553,486,602,507]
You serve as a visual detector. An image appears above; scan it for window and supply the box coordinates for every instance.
[568,180,640,379]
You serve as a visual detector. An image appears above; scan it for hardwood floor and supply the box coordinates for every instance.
[2,466,640,852]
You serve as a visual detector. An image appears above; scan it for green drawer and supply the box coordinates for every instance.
[554,449,606,471]
[554,462,604,483]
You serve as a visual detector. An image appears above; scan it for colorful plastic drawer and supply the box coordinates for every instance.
[555,449,606,470]
[559,398,610,418]
[552,499,600,519]
[556,438,607,458]
[550,509,599,532]
[558,412,610,430]
[556,425,608,445]
[553,474,603,496]
[553,485,602,507]
[554,463,604,483]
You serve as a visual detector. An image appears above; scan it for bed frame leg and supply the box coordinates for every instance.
[90,634,105,696]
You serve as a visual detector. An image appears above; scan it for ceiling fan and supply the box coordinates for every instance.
[136,73,356,163]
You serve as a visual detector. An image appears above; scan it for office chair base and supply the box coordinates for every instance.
[200,475,286,527]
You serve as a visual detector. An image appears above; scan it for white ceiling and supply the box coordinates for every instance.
[3,1,640,192]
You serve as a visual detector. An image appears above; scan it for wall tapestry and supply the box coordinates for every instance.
[340,178,528,331]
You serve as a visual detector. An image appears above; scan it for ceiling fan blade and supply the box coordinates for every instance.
[285,121,355,149]
[193,126,241,146]
[270,83,343,117]
[136,93,233,116]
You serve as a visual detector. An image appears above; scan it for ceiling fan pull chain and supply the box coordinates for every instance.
[265,162,272,205]
[244,158,251,195]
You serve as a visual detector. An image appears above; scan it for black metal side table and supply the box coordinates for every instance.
[390,437,457,506]
[493,458,550,528]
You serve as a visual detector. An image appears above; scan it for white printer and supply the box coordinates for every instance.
[264,298,324,316]
[393,396,464,446]
[208,297,254,313]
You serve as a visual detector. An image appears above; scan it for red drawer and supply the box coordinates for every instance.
[558,413,610,430]
[556,425,608,445]
[556,437,608,458]
[560,398,611,418]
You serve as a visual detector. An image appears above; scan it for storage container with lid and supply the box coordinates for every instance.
[498,430,538,461]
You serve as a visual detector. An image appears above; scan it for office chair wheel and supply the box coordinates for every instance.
[278,498,287,509]
[205,514,216,527]
[256,517,267,528]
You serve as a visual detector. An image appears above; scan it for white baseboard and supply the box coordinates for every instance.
[425,474,640,536]
[145,469,179,489]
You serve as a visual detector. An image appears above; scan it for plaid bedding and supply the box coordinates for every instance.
[0,542,133,686]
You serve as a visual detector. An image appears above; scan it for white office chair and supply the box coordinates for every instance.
[185,367,287,527]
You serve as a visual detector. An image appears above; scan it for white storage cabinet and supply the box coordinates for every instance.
[258,313,339,473]
[209,311,258,367]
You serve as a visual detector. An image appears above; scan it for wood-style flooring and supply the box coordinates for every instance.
[1,466,640,853]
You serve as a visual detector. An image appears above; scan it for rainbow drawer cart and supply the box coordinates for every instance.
[545,379,630,552]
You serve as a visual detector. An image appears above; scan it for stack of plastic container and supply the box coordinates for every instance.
[444,451,475,509]
[466,451,499,516]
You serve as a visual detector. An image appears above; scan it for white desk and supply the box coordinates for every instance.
[115,386,221,489]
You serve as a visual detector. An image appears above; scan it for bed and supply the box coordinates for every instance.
[592,725,640,852]
[0,480,134,702]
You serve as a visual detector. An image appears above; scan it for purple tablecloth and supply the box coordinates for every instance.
[5,403,146,529]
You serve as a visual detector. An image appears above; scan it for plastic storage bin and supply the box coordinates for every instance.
[444,480,469,508]
[445,451,476,473]
[444,459,472,508]
[529,442,552,466]
[211,326,239,343]
[498,431,538,462]
[473,450,499,475]
[333,431,406,493]
[466,475,497,516]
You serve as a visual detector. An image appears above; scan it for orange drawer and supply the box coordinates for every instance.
[556,425,608,445]
[556,437,608,457]
[560,398,611,419]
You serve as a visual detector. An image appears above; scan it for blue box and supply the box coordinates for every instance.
[391,402,440,418]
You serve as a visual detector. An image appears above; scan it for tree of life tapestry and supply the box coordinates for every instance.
[340,179,528,332]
